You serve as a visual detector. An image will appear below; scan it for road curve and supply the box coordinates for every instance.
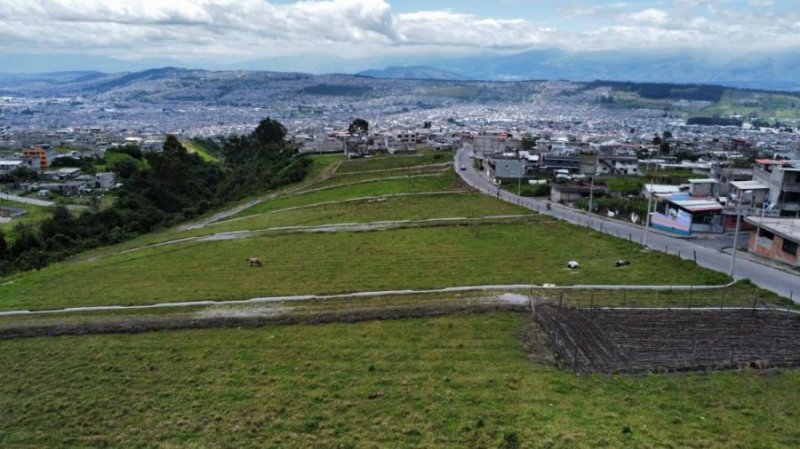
[455,148,800,303]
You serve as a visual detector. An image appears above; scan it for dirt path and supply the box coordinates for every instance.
[0,282,742,317]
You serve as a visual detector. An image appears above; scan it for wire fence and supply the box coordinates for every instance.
[529,287,797,314]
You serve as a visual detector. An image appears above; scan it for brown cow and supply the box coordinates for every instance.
[246,257,263,267]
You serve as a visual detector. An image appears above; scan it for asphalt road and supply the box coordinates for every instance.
[456,148,800,303]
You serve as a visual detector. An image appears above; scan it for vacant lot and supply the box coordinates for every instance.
[0,222,729,311]
[1,313,798,448]
[231,173,464,219]
[334,152,452,174]
[204,193,533,233]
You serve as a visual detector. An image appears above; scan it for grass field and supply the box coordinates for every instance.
[1,313,798,448]
[699,90,800,121]
[0,222,729,311]
[0,199,52,241]
[334,152,452,174]
[204,193,531,233]
[231,173,464,219]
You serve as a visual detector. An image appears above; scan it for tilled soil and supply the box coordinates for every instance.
[536,305,800,374]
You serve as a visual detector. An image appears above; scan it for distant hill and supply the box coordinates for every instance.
[358,66,470,81]
[361,49,800,91]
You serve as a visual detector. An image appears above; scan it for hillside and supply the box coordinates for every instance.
[358,66,470,81]
[2,68,799,123]
[1,150,798,447]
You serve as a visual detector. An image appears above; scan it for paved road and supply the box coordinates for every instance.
[456,148,800,303]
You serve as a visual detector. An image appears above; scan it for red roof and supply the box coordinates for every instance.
[755,159,787,166]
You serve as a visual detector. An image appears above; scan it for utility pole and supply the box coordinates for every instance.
[729,191,751,277]
[588,175,594,225]
[643,179,654,248]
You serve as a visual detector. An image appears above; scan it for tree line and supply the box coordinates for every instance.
[0,118,309,275]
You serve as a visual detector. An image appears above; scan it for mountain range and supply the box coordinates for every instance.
[2,48,800,92]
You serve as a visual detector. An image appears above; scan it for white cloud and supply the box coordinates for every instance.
[0,0,797,60]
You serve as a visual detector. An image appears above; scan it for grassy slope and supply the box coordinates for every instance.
[231,172,463,219]
[334,152,451,174]
[0,222,727,310]
[204,193,531,234]
[0,152,736,311]
[1,313,798,448]
[699,90,800,120]
[0,199,52,241]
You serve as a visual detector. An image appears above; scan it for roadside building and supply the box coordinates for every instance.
[550,182,609,204]
[650,193,724,236]
[745,217,800,267]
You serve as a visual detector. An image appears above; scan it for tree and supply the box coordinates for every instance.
[348,118,369,136]
[253,117,286,145]
[0,229,7,260]
[521,136,538,151]
[662,130,673,140]
[651,134,662,146]
[660,140,671,155]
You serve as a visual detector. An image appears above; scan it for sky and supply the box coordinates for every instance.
[0,0,798,65]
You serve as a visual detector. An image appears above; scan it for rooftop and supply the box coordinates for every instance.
[666,193,724,212]
[730,180,769,191]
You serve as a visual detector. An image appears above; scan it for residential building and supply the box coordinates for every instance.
[650,193,724,235]
[22,146,55,170]
[752,159,800,216]
[745,217,800,267]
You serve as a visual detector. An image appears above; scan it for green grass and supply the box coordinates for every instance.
[231,172,464,219]
[1,313,798,448]
[602,177,645,194]
[699,90,800,121]
[0,222,729,310]
[642,168,696,184]
[205,193,531,233]
[535,281,792,309]
[182,140,219,163]
[0,200,52,241]
[335,152,452,174]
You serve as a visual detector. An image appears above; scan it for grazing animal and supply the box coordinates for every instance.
[567,261,580,269]
[246,257,263,267]
[615,260,631,267]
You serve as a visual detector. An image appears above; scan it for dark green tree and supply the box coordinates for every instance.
[348,118,369,136]
[253,117,287,145]
[0,229,7,260]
